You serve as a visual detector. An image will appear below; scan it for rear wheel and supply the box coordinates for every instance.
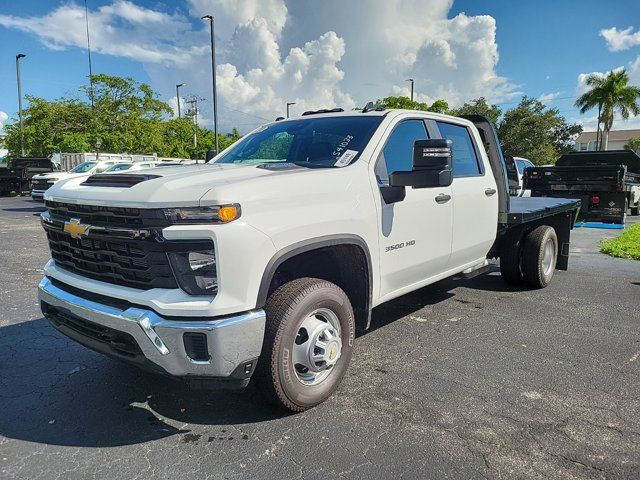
[521,226,558,288]
[256,277,355,412]
[631,206,639,216]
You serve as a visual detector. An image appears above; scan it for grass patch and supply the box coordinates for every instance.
[600,222,640,260]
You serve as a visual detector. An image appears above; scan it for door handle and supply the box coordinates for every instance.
[485,188,497,196]
[435,194,451,204]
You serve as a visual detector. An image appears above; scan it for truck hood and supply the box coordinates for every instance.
[44,163,309,207]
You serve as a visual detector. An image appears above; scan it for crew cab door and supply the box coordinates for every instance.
[374,118,453,299]
[434,121,498,268]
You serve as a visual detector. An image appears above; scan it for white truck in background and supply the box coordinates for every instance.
[31,153,192,200]
[38,108,580,412]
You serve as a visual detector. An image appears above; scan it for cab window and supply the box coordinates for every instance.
[376,119,428,184]
[435,121,482,177]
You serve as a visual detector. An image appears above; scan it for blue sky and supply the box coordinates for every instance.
[1,0,640,135]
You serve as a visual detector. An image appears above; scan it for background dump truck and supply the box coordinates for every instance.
[525,150,640,224]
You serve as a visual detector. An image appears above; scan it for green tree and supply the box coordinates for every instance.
[625,137,640,153]
[450,97,502,125]
[498,97,582,165]
[1,73,243,159]
[3,96,92,157]
[575,69,640,150]
[375,96,449,113]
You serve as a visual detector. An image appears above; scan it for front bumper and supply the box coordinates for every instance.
[31,189,46,199]
[38,277,266,387]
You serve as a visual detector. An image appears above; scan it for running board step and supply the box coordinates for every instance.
[453,260,490,280]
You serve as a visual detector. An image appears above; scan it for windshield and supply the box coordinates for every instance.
[215,116,384,168]
[105,163,133,172]
[70,161,97,173]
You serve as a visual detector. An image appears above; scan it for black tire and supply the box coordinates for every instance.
[631,206,639,216]
[521,226,558,288]
[500,240,524,285]
[255,277,355,412]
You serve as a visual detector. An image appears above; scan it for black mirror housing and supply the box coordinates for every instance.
[389,139,453,188]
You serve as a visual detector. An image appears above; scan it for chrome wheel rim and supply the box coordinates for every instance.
[292,308,342,386]
[542,240,555,276]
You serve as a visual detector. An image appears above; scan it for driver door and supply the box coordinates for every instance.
[375,119,453,299]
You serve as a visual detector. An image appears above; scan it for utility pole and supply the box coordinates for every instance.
[84,0,94,109]
[176,83,186,118]
[15,53,26,157]
[405,78,414,102]
[286,102,296,118]
[184,96,206,163]
[202,15,219,155]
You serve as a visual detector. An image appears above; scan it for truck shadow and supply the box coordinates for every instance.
[364,268,524,335]
[0,318,286,449]
[0,271,521,449]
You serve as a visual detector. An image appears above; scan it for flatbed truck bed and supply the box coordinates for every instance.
[504,197,581,225]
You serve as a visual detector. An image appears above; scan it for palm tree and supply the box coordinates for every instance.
[575,69,640,150]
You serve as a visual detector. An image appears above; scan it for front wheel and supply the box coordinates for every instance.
[256,278,355,412]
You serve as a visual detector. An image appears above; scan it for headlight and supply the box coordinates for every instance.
[163,204,240,224]
[168,249,218,295]
[47,179,59,184]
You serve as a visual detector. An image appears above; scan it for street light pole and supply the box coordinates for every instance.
[286,102,296,118]
[84,0,94,109]
[405,78,414,102]
[176,83,186,118]
[15,53,26,157]
[202,15,219,156]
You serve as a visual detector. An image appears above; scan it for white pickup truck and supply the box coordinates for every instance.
[38,108,580,412]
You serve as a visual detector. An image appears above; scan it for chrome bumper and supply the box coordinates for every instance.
[38,277,266,380]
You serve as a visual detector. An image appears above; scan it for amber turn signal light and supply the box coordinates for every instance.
[217,205,240,222]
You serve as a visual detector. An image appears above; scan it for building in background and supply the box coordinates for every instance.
[575,129,640,152]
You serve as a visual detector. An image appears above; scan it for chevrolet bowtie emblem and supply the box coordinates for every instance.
[64,218,91,239]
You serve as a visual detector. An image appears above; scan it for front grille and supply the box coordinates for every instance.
[42,201,213,291]
[45,200,170,228]
[32,180,50,190]
[45,228,178,289]
[44,302,142,358]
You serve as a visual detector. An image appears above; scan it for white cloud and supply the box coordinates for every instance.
[0,111,8,134]
[0,0,519,132]
[600,26,640,52]
[537,92,560,105]
[0,1,201,67]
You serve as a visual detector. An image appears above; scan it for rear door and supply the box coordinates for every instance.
[374,118,453,298]
[434,120,497,268]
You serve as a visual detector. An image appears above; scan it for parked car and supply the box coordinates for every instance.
[102,162,183,173]
[526,150,640,223]
[31,159,132,200]
[505,155,535,197]
[38,108,580,412]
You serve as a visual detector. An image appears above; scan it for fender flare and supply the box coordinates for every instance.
[256,234,374,327]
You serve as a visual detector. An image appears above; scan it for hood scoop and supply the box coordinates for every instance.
[256,162,303,171]
[81,174,161,188]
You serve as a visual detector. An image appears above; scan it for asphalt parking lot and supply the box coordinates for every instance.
[0,196,638,480]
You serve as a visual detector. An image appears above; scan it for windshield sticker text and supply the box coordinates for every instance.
[332,135,354,158]
[334,149,359,167]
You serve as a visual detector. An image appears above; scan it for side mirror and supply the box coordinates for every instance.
[389,139,453,188]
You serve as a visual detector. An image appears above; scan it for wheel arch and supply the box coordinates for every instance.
[256,234,374,331]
